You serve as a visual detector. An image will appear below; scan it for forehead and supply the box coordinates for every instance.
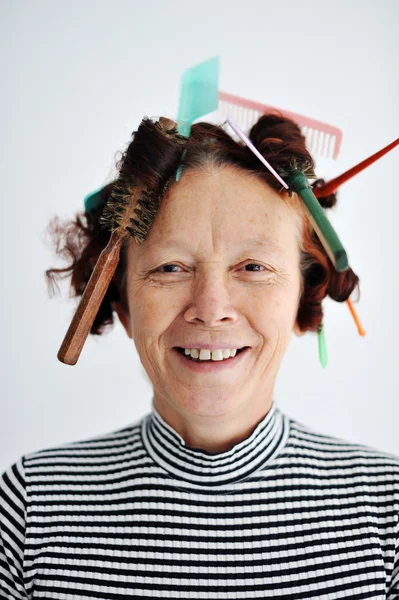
[135,166,302,252]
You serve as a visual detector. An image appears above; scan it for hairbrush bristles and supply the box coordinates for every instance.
[126,189,161,242]
[281,159,316,183]
[58,116,187,365]
[98,175,160,244]
[99,174,141,232]
[97,118,186,242]
[278,159,317,197]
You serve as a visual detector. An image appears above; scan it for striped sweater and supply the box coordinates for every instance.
[1,402,398,599]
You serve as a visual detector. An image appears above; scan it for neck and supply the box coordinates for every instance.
[152,391,275,454]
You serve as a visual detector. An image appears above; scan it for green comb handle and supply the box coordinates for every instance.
[175,56,220,182]
[317,322,328,368]
[285,170,349,272]
[176,56,220,135]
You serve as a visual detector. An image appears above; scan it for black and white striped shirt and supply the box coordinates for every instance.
[1,402,398,599]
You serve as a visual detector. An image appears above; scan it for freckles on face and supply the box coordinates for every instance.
[246,273,298,354]
[122,166,302,395]
[125,275,176,353]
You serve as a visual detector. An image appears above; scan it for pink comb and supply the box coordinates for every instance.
[219,93,366,337]
[218,91,343,160]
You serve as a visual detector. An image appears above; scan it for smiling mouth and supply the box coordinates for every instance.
[174,347,249,362]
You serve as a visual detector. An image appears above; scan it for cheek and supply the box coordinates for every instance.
[246,283,299,333]
[128,286,180,342]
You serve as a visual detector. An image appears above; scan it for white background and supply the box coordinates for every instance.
[1,0,398,473]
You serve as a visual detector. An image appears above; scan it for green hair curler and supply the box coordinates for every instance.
[226,117,350,274]
[284,169,349,272]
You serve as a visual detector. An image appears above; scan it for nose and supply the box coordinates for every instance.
[184,269,239,327]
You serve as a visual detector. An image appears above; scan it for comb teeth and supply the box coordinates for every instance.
[216,92,342,160]
[304,128,338,160]
[219,100,263,134]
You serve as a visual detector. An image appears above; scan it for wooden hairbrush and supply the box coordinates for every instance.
[58,117,184,366]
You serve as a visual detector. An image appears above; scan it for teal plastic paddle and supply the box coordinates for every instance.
[176,56,220,180]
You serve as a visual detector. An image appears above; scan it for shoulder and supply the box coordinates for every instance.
[29,415,144,456]
[0,456,26,512]
[284,412,399,475]
[2,413,148,486]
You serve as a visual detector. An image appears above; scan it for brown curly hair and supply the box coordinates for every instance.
[45,113,359,336]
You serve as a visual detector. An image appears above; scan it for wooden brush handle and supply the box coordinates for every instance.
[57,228,128,365]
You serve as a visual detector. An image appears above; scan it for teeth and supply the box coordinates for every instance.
[181,348,243,361]
[199,349,211,360]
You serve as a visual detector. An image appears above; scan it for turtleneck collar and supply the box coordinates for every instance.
[141,402,289,487]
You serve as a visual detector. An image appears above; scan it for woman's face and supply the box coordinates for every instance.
[120,165,303,422]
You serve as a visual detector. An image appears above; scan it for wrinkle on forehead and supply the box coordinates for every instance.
[145,236,286,258]
[132,166,304,259]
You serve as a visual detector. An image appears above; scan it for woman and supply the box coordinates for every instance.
[1,114,398,599]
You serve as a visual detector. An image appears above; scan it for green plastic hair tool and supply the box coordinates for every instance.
[84,186,105,213]
[317,322,328,368]
[175,56,220,181]
[83,57,220,210]
[226,117,349,273]
[284,168,349,272]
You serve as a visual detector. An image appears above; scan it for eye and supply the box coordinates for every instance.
[155,264,182,273]
[243,263,266,272]
[153,262,268,274]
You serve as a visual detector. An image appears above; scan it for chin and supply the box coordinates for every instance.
[171,388,245,417]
